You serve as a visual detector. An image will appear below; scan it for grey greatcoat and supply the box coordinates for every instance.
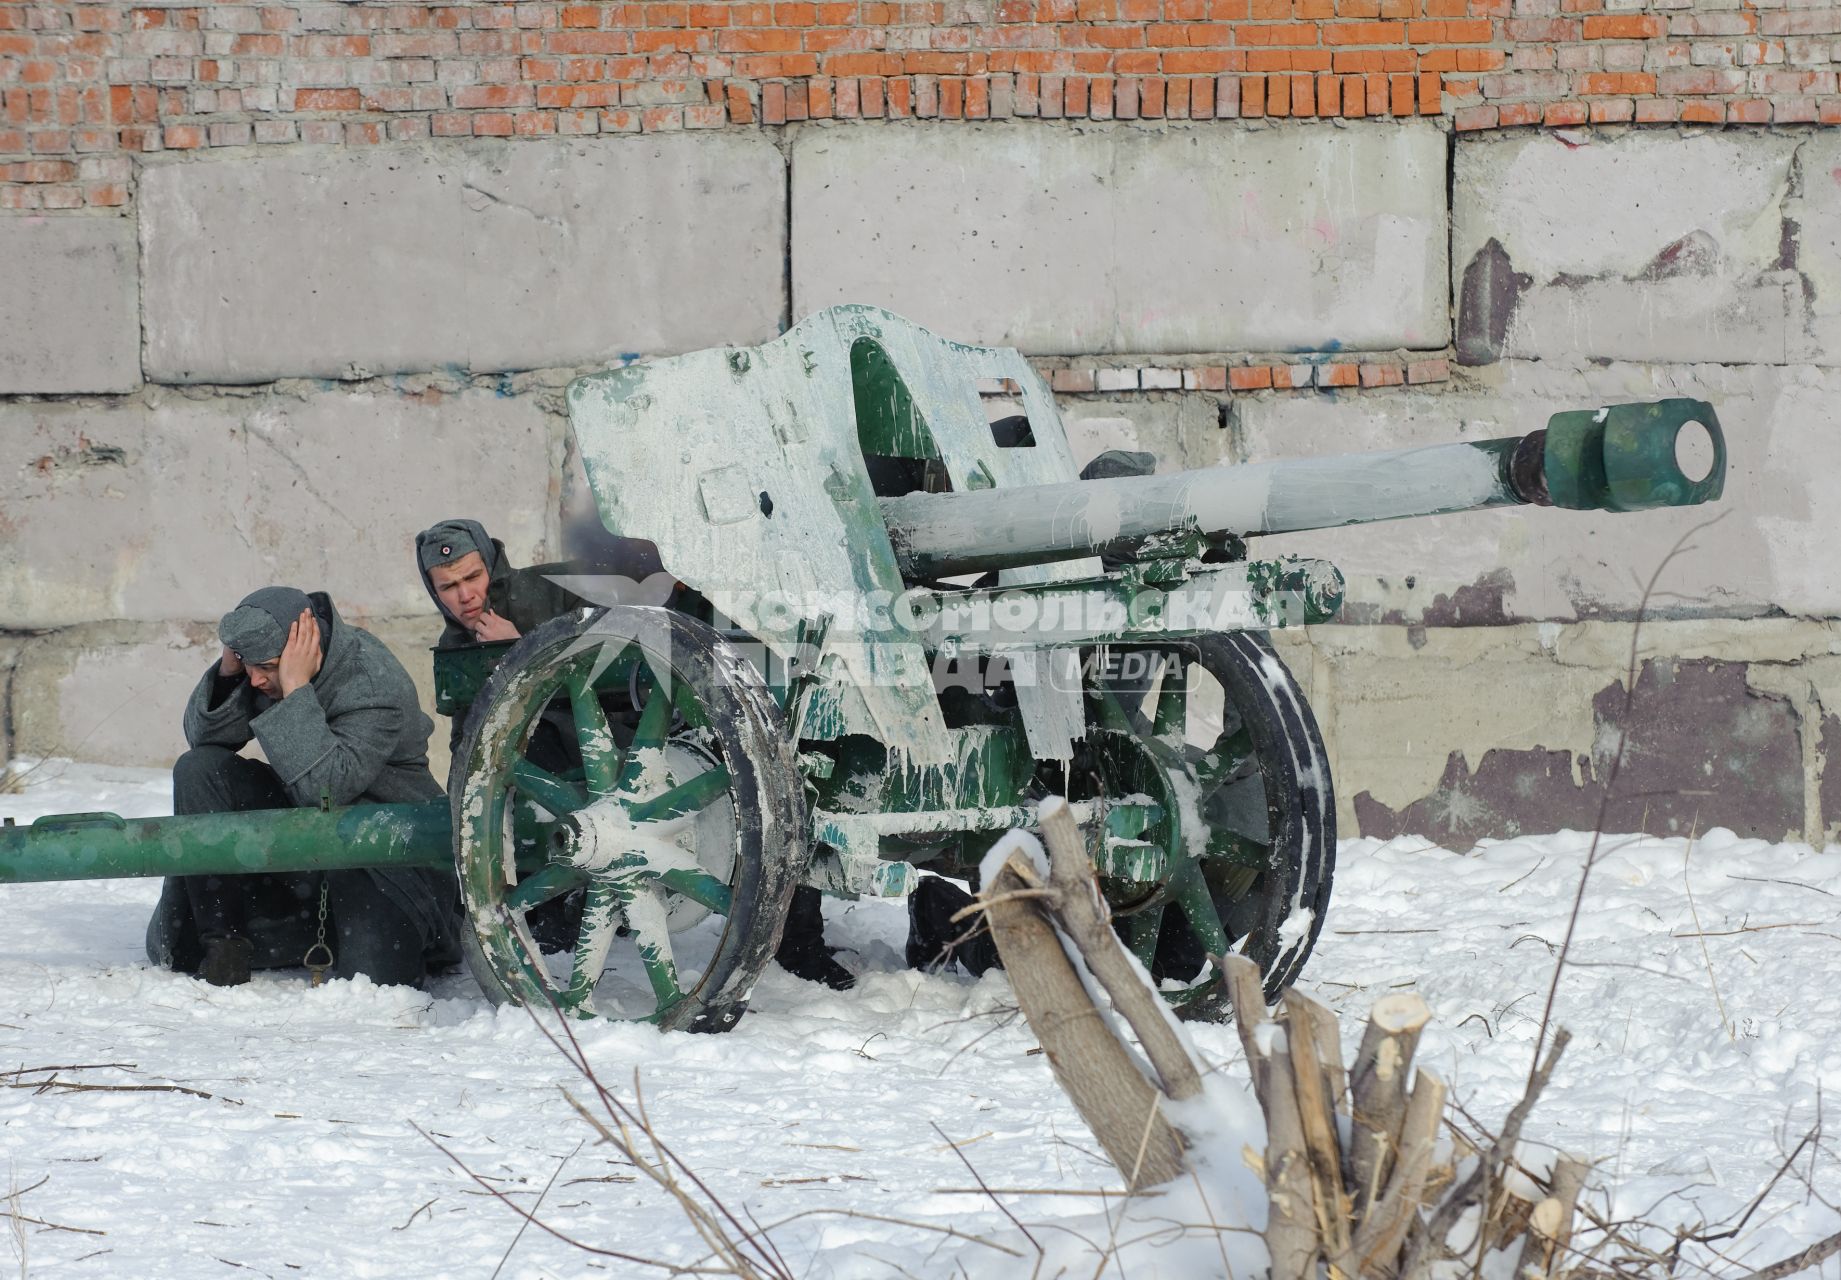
[146,593,461,974]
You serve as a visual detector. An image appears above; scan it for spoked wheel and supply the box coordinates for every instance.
[1071,632,1335,1012]
[451,606,807,1031]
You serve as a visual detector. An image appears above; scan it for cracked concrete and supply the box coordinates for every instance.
[1453,129,1819,366]
[7,615,458,780]
[1276,617,1841,844]
[0,384,558,628]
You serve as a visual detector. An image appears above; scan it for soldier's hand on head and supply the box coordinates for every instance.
[472,609,521,643]
[218,646,245,679]
[278,607,324,696]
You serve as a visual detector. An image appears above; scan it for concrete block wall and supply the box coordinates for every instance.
[4,113,1840,848]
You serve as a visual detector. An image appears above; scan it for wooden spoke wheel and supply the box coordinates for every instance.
[1071,631,1336,1012]
[451,606,807,1031]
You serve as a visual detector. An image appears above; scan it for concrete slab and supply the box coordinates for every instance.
[1784,133,1841,365]
[9,616,450,774]
[0,216,141,394]
[1280,620,1822,844]
[1235,358,1831,621]
[1056,397,1228,473]
[0,386,560,629]
[1453,132,1807,365]
[792,122,1450,356]
[140,136,786,383]
[11,622,214,768]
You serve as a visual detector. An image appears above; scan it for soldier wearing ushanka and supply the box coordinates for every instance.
[145,586,463,988]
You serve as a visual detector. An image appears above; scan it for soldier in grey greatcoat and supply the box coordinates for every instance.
[145,586,462,988]
[416,519,855,990]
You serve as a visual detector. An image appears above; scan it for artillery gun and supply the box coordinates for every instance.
[2,306,1727,1032]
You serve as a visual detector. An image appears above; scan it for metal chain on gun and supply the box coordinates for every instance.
[304,878,334,987]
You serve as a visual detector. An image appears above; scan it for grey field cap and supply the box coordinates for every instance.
[218,586,313,664]
[417,521,483,572]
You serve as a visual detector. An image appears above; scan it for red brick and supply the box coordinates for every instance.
[1679,98,1724,123]
[1588,96,1634,122]
[1542,98,1586,124]
[1091,74,1114,115]
[1389,70,1412,112]
[1577,70,1653,95]
[810,74,835,115]
[939,75,962,116]
[1498,98,1540,124]
[1337,71,1362,114]
[1418,69,1439,111]
[1316,363,1359,388]
[1406,357,1449,385]
[1729,97,1771,122]
[1454,101,1495,128]
[1582,13,1662,39]
[1229,365,1273,390]
[1634,96,1679,123]
[4,158,76,182]
[761,78,786,122]
[1167,75,1191,116]
[1358,363,1405,388]
[453,83,533,108]
[1323,20,1402,43]
[294,87,362,110]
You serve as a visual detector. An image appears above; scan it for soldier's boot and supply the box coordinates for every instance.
[200,936,254,987]
[775,885,854,990]
[905,875,1001,977]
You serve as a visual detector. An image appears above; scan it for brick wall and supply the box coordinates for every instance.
[1,0,1833,210]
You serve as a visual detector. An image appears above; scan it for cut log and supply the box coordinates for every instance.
[1284,990,1357,1278]
[1225,956,1320,1280]
[1352,1067,1446,1279]
[1224,954,1271,1094]
[1294,989,1349,1109]
[1348,993,1432,1218]
[1513,1156,1589,1279]
[984,848,1187,1190]
[1036,800,1202,1102]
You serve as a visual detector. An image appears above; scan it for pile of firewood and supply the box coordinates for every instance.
[1223,964,1585,1280]
[979,797,1590,1280]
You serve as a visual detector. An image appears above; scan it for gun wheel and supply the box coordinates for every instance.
[451,606,807,1031]
[1077,632,1335,1013]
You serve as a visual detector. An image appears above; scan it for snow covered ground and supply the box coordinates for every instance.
[3,757,1838,1279]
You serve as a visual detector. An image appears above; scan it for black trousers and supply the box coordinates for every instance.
[146,746,428,987]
